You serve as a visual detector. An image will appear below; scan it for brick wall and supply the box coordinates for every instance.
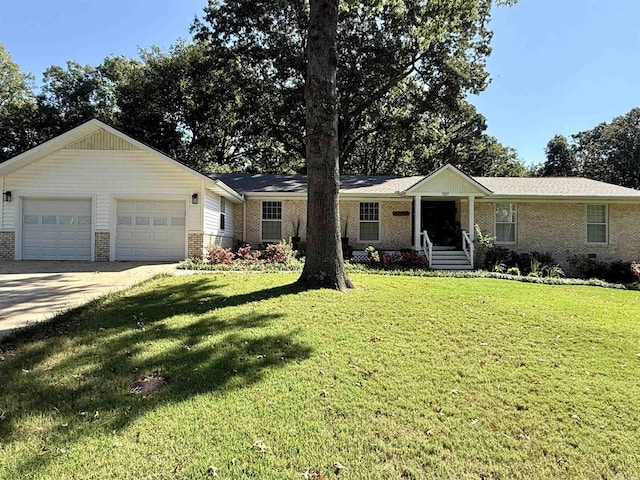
[245,198,412,250]
[94,231,110,261]
[232,203,244,242]
[0,231,15,260]
[474,201,640,267]
[188,232,204,259]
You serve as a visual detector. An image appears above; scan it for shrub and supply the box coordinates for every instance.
[366,246,381,266]
[207,246,234,265]
[263,240,296,264]
[632,262,640,282]
[506,266,521,276]
[484,247,561,277]
[365,247,428,270]
[236,244,262,261]
[483,247,513,271]
[567,255,637,283]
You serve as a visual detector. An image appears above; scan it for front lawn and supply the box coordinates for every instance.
[1,274,639,479]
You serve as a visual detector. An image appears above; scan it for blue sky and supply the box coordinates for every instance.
[2,0,640,167]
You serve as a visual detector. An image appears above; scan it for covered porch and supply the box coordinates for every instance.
[405,165,492,270]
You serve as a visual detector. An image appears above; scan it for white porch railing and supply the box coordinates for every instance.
[421,230,433,267]
[462,230,474,269]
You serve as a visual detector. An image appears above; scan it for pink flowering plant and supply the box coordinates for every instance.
[632,262,640,282]
[189,240,300,270]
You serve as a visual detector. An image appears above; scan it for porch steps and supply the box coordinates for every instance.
[430,249,473,271]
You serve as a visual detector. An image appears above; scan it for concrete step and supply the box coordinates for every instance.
[432,259,471,266]
[432,251,468,258]
[430,249,472,270]
[431,264,474,271]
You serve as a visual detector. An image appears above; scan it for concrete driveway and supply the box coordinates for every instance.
[0,261,178,338]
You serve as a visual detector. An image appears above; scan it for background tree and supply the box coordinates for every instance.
[107,43,254,173]
[298,0,352,290]
[573,107,640,189]
[0,43,38,161]
[194,0,518,176]
[540,134,578,176]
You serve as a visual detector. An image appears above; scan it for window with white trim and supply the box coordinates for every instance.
[495,203,516,243]
[261,201,282,241]
[219,196,226,231]
[359,202,380,242]
[586,204,607,244]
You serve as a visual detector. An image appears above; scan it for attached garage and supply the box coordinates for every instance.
[0,120,243,262]
[115,200,186,261]
[22,198,92,260]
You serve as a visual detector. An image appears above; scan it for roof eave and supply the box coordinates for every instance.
[480,194,640,202]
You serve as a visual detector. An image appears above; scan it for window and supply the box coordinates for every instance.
[586,204,607,244]
[220,196,226,231]
[359,202,380,242]
[495,203,516,243]
[261,201,282,241]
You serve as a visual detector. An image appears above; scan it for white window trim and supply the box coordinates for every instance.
[586,204,608,245]
[358,201,381,243]
[260,200,283,243]
[494,202,517,245]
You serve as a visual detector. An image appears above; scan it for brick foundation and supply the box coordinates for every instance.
[0,231,15,260]
[94,231,110,262]
[188,232,205,259]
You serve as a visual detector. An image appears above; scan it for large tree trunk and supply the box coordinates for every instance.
[297,0,352,291]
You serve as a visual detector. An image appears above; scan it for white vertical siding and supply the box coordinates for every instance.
[203,190,234,237]
[63,130,139,150]
[204,191,220,233]
[4,149,203,231]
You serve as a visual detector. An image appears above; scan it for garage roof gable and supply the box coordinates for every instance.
[0,119,244,202]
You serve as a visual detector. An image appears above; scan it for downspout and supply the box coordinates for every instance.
[243,199,247,244]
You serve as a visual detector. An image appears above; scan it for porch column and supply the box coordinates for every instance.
[468,195,475,240]
[413,195,422,249]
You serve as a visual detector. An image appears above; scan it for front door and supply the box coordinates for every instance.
[421,201,459,246]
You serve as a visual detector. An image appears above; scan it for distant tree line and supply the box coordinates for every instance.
[0,1,529,177]
[536,107,640,189]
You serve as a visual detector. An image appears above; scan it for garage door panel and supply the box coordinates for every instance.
[22,199,92,261]
[116,200,185,261]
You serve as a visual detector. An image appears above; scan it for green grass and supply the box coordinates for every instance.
[1,273,639,479]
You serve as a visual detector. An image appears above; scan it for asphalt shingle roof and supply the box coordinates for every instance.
[215,174,423,195]
[215,173,640,199]
[474,177,640,198]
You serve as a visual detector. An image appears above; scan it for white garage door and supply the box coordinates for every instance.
[22,198,92,260]
[116,200,186,261]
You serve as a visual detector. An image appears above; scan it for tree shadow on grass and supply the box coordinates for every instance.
[0,276,312,475]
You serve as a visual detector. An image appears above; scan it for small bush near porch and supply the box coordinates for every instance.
[1,274,639,479]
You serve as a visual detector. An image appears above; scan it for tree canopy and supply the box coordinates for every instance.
[540,134,579,177]
[540,107,640,189]
[194,0,523,175]
[0,2,525,177]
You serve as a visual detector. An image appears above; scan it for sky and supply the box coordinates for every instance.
[2,0,640,167]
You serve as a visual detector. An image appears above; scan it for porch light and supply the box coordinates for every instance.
[3,191,11,202]
[191,193,199,205]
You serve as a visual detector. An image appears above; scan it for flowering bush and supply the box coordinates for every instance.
[365,246,428,270]
[263,240,296,264]
[207,246,234,265]
[236,244,262,261]
[632,262,640,282]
